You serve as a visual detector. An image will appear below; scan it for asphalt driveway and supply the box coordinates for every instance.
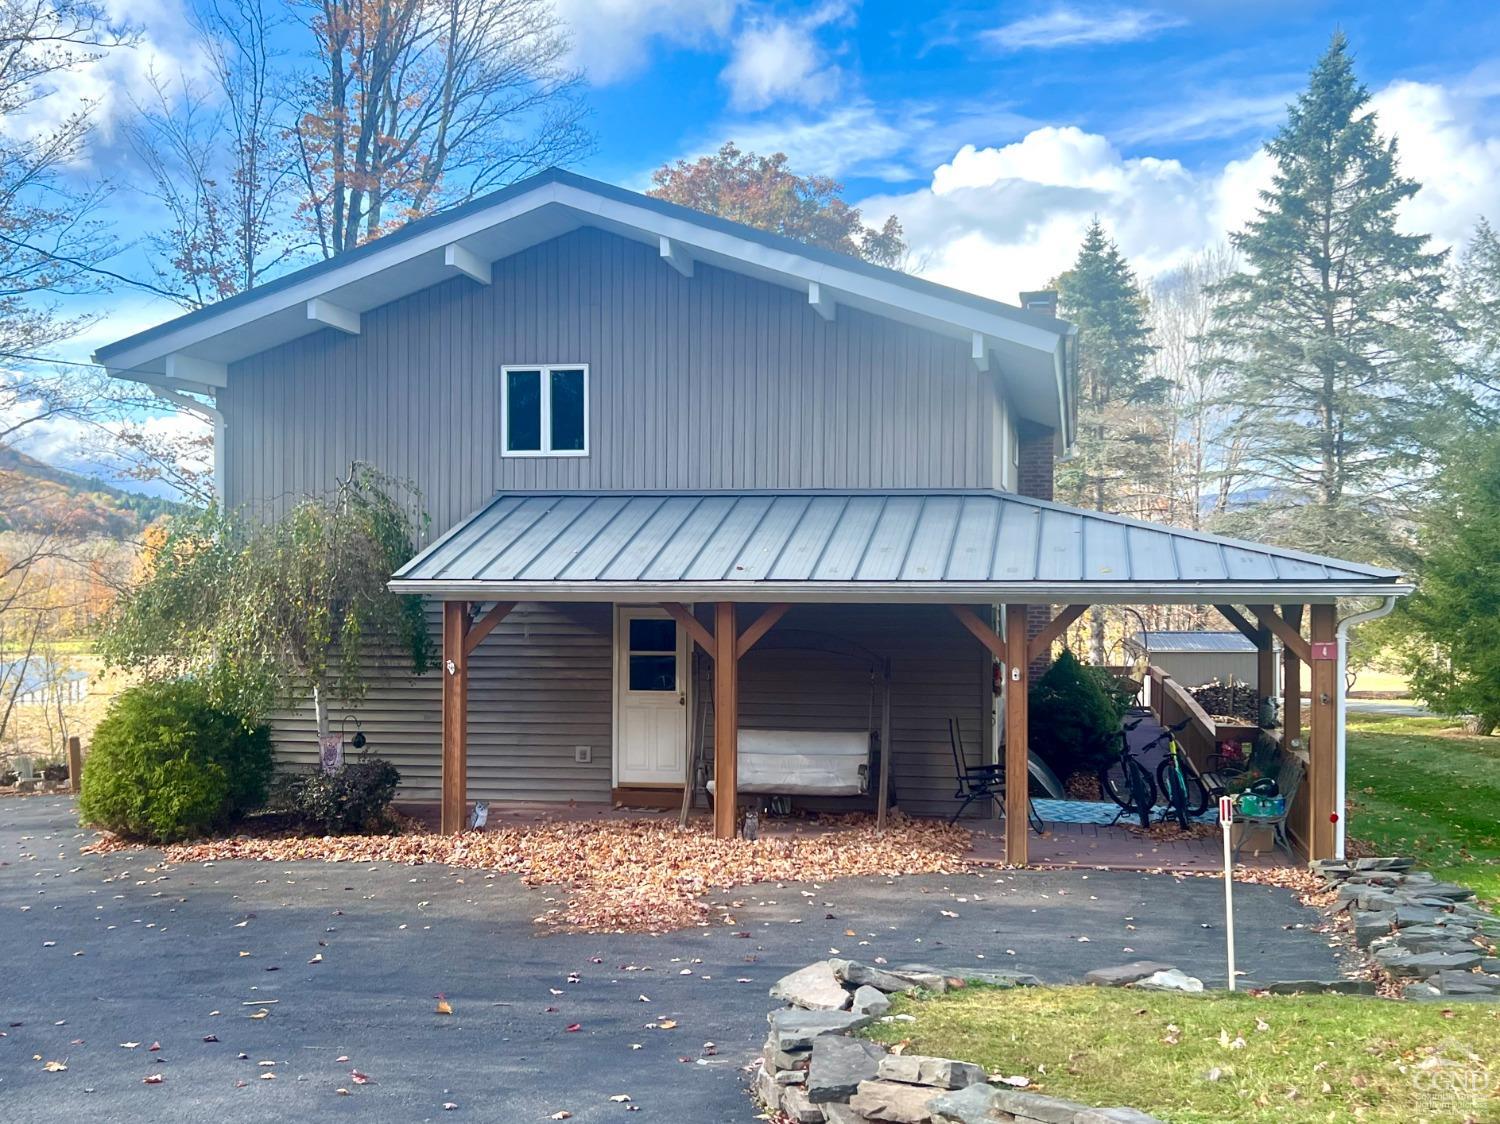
[1,796,1345,1123]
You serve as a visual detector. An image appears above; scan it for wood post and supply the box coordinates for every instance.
[876,660,892,830]
[441,600,470,834]
[1308,603,1338,860]
[1255,627,1276,715]
[67,735,82,794]
[1004,605,1030,866]
[1280,604,1304,752]
[712,602,740,840]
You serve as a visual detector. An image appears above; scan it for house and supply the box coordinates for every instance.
[93,169,1410,863]
[1124,631,1266,691]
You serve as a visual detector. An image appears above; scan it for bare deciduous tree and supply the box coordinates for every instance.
[290,0,590,257]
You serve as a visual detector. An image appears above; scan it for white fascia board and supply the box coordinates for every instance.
[808,282,835,320]
[306,298,361,334]
[443,243,491,284]
[659,236,694,277]
[163,354,228,387]
[101,179,1064,376]
[971,332,989,372]
[108,366,218,396]
[387,578,1413,605]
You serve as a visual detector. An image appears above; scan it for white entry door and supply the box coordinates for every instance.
[615,608,689,785]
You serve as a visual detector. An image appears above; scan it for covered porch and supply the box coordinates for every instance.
[389,489,1410,865]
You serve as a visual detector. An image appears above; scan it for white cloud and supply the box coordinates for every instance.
[2,0,211,151]
[720,3,850,112]
[984,5,1184,52]
[553,0,739,85]
[858,77,1500,304]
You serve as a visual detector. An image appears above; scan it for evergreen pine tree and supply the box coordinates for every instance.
[1209,32,1456,563]
[1054,218,1162,662]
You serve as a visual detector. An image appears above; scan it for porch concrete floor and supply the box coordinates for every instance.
[1,795,1344,1123]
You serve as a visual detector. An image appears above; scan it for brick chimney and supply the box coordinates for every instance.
[1018,289,1058,318]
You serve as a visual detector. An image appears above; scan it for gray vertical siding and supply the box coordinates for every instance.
[222,227,1014,527]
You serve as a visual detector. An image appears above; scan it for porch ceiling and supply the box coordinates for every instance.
[388,489,1410,605]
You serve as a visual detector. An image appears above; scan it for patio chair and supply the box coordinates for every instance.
[948,718,1044,833]
[1230,752,1304,864]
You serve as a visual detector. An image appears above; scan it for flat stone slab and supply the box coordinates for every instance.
[1354,910,1395,947]
[779,1083,826,1123]
[771,961,852,1011]
[1255,978,1377,995]
[1376,949,1483,977]
[767,1008,873,1051]
[807,1035,884,1103]
[848,1079,941,1123]
[1428,970,1500,994]
[1084,961,1176,987]
[831,958,930,994]
[1394,905,1446,928]
[1354,857,1415,871]
[851,984,891,1016]
[1134,968,1204,993]
[877,1053,986,1090]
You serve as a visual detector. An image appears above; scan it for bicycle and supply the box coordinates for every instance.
[1151,719,1210,830]
[1097,716,1157,829]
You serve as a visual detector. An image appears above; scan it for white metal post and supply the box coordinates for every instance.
[1220,794,1236,991]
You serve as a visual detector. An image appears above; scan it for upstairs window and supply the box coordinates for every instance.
[501,365,589,456]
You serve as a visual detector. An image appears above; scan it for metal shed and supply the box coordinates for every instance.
[1125,630,1266,690]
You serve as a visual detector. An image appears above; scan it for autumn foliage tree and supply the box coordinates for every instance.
[290,0,589,257]
[649,143,908,268]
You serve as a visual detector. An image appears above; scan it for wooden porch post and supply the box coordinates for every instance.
[1004,605,1031,865]
[1280,604,1304,752]
[441,600,470,834]
[1308,604,1338,860]
[712,602,739,840]
[1256,627,1276,716]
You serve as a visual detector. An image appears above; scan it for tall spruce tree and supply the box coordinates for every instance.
[1209,33,1455,564]
[1054,218,1161,662]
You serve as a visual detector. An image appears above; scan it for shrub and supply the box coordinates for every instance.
[273,758,401,834]
[1028,650,1124,778]
[78,681,272,842]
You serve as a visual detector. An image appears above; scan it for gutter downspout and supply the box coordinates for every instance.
[1335,596,1400,859]
[150,385,225,503]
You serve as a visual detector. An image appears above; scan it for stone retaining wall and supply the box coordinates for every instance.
[754,959,1164,1124]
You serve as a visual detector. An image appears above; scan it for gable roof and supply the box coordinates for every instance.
[92,169,1076,445]
[1126,631,1259,654]
[389,488,1409,603]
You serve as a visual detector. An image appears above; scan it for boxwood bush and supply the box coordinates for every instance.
[78,680,272,842]
[1028,650,1126,779]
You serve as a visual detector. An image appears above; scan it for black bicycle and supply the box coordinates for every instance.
[1097,716,1157,829]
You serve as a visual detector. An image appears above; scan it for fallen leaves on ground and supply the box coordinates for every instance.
[87,813,972,933]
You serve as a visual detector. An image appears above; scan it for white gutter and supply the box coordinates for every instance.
[150,385,225,503]
[1334,596,1401,858]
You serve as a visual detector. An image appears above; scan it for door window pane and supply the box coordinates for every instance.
[629,654,677,691]
[629,618,676,652]
[549,368,586,452]
[505,369,541,452]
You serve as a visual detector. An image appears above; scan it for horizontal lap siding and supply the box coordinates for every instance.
[267,602,612,804]
[222,228,1002,527]
[695,604,991,818]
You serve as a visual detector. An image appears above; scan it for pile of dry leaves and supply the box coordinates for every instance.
[86,814,973,933]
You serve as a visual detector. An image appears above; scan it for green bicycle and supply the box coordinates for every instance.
[1151,719,1211,829]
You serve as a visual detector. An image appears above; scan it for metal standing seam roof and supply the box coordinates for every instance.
[1126,631,1260,654]
[389,490,1410,604]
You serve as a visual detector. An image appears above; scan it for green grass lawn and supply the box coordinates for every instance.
[863,986,1500,1123]
[1346,713,1500,905]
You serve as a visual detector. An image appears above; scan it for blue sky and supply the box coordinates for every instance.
[18,0,1500,482]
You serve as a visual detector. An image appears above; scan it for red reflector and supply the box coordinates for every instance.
[1329,813,1339,823]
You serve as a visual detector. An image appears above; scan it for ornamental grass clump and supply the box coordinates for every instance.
[78,680,272,843]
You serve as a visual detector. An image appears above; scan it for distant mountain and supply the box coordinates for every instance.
[0,446,182,538]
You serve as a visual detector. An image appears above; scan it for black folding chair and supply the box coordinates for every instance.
[948,718,1044,833]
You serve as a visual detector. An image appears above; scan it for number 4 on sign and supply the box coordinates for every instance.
[1220,795,1236,990]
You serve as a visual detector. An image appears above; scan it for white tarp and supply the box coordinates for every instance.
[705,729,869,796]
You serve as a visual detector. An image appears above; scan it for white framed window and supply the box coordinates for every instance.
[500,364,589,457]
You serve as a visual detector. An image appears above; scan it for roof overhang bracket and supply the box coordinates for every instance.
[444,243,491,285]
[163,353,228,388]
[808,282,835,321]
[307,298,361,335]
[659,236,693,278]
[971,332,990,372]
